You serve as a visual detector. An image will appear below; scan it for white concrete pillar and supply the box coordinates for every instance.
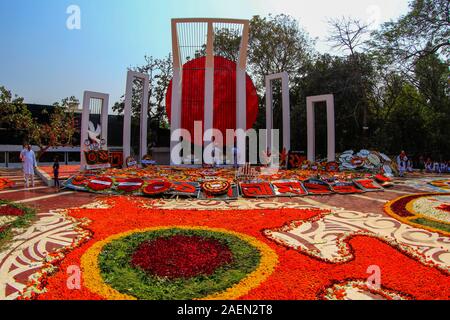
[123,71,150,165]
[306,94,335,162]
[326,95,335,162]
[236,20,250,164]
[265,72,290,153]
[170,19,183,165]
[123,73,133,162]
[204,21,214,148]
[281,73,290,152]
[140,76,149,160]
[306,99,315,162]
[265,77,273,151]
[80,91,109,170]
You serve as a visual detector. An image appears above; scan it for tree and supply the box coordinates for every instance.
[327,17,370,55]
[209,14,316,88]
[0,86,33,131]
[248,14,316,88]
[0,86,79,159]
[31,96,80,158]
[371,0,449,72]
[327,17,373,142]
[291,54,377,154]
[413,52,450,158]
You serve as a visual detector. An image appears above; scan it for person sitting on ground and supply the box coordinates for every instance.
[53,156,60,191]
[407,159,414,173]
[433,161,441,174]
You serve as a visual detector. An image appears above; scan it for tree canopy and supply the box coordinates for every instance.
[0,86,79,159]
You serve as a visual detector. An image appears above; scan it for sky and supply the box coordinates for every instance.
[0,0,410,107]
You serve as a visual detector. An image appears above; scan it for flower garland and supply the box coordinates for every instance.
[331,182,363,194]
[116,178,144,193]
[303,179,333,195]
[86,176,113,192]
[71,175,89,186]
[143,181,172,196]
[353,179,383,191]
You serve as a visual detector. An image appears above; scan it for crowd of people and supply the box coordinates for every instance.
[422,158,450,174]
[397,150,450,177]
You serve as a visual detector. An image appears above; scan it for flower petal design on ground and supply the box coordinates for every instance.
[264,207,450,272]
[429,179,450,191]
[13,196,449,300]
[130,235,234,279]
[318,280,411,300]
[399,177,450,193]
[0,178,15,191]
[384,193,450,235]
[0,210,89,300]
[81,226,278,300]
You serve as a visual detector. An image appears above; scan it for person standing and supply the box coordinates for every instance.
[22,144,37,188]
[19,143,27,184]
[53,156,60,192]
[396,151,408,177]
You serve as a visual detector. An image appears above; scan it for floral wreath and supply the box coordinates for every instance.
[201,180,231,195]
[143,181,172,195]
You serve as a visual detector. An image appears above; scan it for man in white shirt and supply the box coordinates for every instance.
[22,144,37,188]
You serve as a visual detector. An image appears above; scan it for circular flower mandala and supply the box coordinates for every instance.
[81,226,277,300]
[384,193,450,235]
[130,235,233,279]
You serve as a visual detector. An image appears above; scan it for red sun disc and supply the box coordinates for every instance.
[166,56,258,145]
